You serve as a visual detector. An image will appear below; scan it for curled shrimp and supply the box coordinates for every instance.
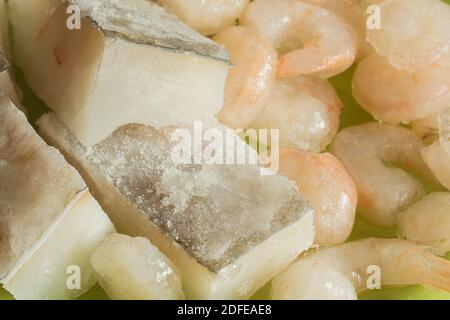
[250,76,342,152]
[330,122,435,227]
[241,0,357,79]
[279,149,357,246]
[306,0,383,60]
[213,26,277,129]
[367,0,450,73]
[421,143,450,191]
[271,238,450,300]
[398,193,450,252]
[157,0,249,36]
[353,0,450,124]
[420,108,450,190]
[411,114,441,142]
[353,54,450,124]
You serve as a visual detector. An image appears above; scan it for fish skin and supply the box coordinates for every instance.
[67,0,230,63]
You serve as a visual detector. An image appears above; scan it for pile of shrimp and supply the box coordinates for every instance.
[162,0,450,299]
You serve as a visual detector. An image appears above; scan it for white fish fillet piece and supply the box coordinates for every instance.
[38,113,315,299]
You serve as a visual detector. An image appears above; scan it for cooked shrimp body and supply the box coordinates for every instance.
[250,76,342,152]
[353,0,450,124]
[330,122,435,227]
[367,0,450,73]
[307,0,383,60]
[421,141,450,191]
[353,54,450,124]
[241,0,357,79]
[271,238,450,300]
[214,26,277,129]
[420,108,450,190]
[398,193,450,252]
[157,0,249,36]
[279,149,357,246]
[411,113,441,142]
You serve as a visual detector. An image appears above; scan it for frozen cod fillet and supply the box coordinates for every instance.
[38,114,315,299]
[91,234,185,300]
[9,0,230,146]
[0,96,116,300]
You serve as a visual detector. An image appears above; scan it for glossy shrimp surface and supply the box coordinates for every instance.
[279,149,357,246]
[250,76,342,152]
[331,123,435,227]
[307,0,383,60]
[241,0,357,78]
[398,193,450,252]
[271,238,450,300]
[353,0,450,124]
[214,26,278,129]
[367,0,450,72]
[157,0,249,36]
[353,54,450,124]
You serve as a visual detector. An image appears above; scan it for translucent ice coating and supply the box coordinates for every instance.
[38,114,315,299]
[0,96,115,299]
[8,0,230,146]
[91,234,185,300]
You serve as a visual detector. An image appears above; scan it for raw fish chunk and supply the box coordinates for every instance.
[9,0,230,146]
[0,95,115,299]
[38,114,315,299]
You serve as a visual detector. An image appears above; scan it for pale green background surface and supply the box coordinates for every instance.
[1,0,450,300]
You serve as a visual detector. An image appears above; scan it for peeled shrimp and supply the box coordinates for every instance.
[279,149,357,246]
[271,238,450,300]
[411,114,441,142]
[250,77,342,152]
[157,0,249,36]
[422,142,450,191]
[367,0,450,72]
[241,0,357,79]
[353,0,450,124]
[330,123,435,227]
[213,26,277,129]
[398,193,450,252]
[353,54,450,124]
[306,0,383,60]
[421,109,450,190]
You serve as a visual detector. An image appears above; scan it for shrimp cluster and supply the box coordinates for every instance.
[178,0,450,300]
[3,0,449,301]
[353,0,450,124]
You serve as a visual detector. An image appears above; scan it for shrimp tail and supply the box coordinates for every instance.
[422,254,450,292]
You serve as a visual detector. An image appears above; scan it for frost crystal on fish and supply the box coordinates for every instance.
[67,0,229,62]
[83,120,311,271]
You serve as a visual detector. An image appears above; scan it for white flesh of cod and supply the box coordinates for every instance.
[38,113,315,300]
[0,96,116,300]
[8,0,230,146]
[91,234,185,300]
